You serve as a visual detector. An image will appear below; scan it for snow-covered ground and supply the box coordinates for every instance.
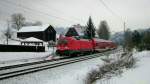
[95,51,150,84]
[0,29,57,67]
[0,56,104,84]
[0,48,55,67]
[0,37,56,66]
[0,52,50,61]
[0,50,149,84]
[0,51,122,84]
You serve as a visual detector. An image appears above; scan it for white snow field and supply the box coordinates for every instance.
[0,51,122,84]
[95,51,150,84]
[0,51,51,62]
[0,37,56,66]
[0,48,54,67]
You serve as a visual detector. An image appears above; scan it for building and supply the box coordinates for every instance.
[17,24,56,42]
[65,24,85,37]
[65,27,79,36]
[20,37,44,46]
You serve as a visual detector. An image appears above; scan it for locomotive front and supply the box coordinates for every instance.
[56,37,71,55]
[56,36,94,56]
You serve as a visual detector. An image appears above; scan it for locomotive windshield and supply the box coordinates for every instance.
[57,39,68,45]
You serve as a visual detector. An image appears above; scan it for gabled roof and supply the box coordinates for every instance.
[72,24,85,36]
[18,24,50,33]
[65,27,79,37]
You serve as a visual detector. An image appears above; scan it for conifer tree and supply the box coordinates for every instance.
[84,16,96,39]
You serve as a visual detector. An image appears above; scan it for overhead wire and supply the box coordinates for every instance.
[98,0,124,22]
[33,1,82,22]
[1,0,78,24]
[0,2,42,22]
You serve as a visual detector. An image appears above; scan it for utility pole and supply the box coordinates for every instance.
[6,20,10,45]
[124,22,126,34]
[123,22,126,52]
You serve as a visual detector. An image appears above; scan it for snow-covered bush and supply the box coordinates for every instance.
[85,52,136,84]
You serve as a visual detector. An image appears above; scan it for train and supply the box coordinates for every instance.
[56,35,117,56]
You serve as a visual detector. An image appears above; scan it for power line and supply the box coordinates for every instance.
[97,0,126,31]
[1,0,78,24]
[0,2,60,26]
[0,1,49,22]
[0,2,41,22]
[98,0,127,51]
[98,0,123,22]
[34,1,82,22]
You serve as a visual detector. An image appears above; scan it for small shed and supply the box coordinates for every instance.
[21,37,43,46]
[17,24,56,42]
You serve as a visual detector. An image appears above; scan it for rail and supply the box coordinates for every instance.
[0,48,122,80]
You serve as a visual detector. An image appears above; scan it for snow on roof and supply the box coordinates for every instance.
[67,24,85,36]
[94,38,113,42]
[18,24,50,32]
[22,37,43,42]
[74,27,84,36]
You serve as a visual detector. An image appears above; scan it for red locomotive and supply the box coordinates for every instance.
[56,35,117,56]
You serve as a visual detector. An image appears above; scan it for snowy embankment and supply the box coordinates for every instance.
[0,37,56,66]
[0,52,50,67]
[0,52,50,62]
[0,48,54,67]
[95,51,150,84]
[0,51,123,84]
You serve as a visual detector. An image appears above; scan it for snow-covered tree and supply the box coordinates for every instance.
[11,13,25,31]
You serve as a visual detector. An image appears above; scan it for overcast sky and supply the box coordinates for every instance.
[0,0,150,32]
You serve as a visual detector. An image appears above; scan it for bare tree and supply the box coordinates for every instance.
[4,21,13,45]
[0,30,5,43]
[98,20,110,40]
[124,29,134,52]
[142,30,150,49]
[11,13,25,31]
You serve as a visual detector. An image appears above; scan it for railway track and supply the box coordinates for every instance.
[0,48,122,80]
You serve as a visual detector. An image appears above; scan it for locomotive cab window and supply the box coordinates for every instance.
[57,39,68,45]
